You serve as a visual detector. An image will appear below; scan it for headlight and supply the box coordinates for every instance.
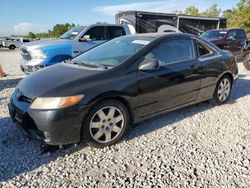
[30,95,84,110]
[30,49,46,59]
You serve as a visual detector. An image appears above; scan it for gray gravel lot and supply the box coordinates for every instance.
[0,48,250,187]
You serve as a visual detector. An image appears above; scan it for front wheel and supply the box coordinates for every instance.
[210,75,232,105]
[82,100,130,148]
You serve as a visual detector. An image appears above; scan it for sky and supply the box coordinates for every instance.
[0,0,238,36]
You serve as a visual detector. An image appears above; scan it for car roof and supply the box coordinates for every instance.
[87,24,126,27]
[123,32,193,39]
[205,28,244,32]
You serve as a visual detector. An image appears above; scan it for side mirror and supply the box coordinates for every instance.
[79,35,90,42]
[139,59,160,71]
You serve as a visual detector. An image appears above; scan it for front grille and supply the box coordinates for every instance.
[20,48,31,60]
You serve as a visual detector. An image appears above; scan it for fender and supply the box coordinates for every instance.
[41,44,73,66]
[216,70,234,83]
[84,91,136,124]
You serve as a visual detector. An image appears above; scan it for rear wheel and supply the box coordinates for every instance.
[82,100,130,148]
[210,75,232,105]
[9,45,16,50]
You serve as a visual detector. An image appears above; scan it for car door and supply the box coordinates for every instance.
[136,38,202,117]
[74,26,107,56]
[225,29,240,56]
[235,29,247,55]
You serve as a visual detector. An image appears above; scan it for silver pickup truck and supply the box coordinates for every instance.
[19,24,131,74]
[2,38,30,50]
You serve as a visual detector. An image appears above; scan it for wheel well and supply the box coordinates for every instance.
[222,73,233,84]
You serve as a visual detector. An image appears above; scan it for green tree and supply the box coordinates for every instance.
[27,32,36,39]
[184,6,200,16]
[223,0,250,32]
[96,22,108,24]
[28,23,76,39]
[183,4,221,17]
[202,4,221,17]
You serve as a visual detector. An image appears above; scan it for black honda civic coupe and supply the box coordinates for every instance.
[9,33,238,148]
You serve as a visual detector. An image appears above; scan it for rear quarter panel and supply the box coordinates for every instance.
[196,51,236,102]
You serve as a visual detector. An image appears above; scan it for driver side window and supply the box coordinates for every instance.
[227,30,236,39]
[84,26,105,41]
[144,39,194,66]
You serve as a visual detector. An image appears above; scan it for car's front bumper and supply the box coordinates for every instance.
[19,59,46,74]
[8,89,89,145]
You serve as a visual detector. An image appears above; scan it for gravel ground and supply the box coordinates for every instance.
[0,48,250,187]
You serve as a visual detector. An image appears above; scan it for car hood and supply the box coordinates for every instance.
[19,63,102,97]
[21,39,73,50]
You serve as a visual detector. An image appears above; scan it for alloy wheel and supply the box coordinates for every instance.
[89,106,124,143]
[217,78,231,102]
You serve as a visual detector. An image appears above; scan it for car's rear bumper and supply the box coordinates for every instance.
[8,89,89,145]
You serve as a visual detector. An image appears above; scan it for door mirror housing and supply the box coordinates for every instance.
[139,59,160,71]
[79,35,91,42]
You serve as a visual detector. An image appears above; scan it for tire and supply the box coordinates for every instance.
[81,99,130,148]
[9,45,16,50]
[210,75,232,105]
[243,54,250,71]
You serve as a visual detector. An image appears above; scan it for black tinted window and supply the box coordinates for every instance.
[145,39,194,66]
[227,30,236,39]
[85,26,105,40]
[22,39,30,42]
[196,40,212,56]
[107,26,126,39]
[236,29,246,39]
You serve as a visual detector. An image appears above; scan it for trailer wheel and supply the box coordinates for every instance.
[9,45,16,50]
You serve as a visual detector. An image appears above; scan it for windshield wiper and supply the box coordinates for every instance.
[72,61,108,69]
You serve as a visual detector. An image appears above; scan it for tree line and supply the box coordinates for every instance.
[27,0,250,39]
[27,23,75,39]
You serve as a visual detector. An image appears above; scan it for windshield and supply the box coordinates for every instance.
[71,36,155,68]
[60,26,86,40]
[201,30,227,40]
